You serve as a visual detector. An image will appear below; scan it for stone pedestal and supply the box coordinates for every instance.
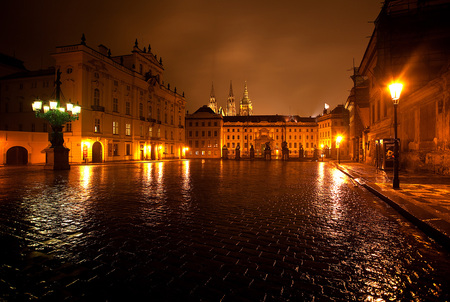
[250,149,255,159]
[282,148,289,161]
[222,146,228,160]
[44,146,70,170]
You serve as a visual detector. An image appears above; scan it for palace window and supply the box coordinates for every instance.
[94,89,100,106]
[113,98,119,112]
[126,102,131,115]
[113,121,119,135]
[126,123,131,136]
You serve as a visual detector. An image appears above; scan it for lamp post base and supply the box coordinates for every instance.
[44,146,70,170]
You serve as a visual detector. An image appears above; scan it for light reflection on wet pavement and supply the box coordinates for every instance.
[0,160,449,301]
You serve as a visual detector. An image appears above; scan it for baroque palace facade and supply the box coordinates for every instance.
[186,84,349,159]
[0,36,187,164]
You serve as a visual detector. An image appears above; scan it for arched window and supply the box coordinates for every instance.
[94,89,100,106]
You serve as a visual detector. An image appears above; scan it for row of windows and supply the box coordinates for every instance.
[4,81,51,91]
[319,121,345,128]
[105,121,181,140]
[225,135,315,140]
[188,121,219,127]
[188,130,218,137]
[188,140,219,148]
[94,88,183,125]
[224,142,315,149]
[225,127,315,133]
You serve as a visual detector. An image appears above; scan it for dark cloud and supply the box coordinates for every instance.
[0,0,381,116]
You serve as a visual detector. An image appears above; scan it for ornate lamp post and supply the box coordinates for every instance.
[320,144,324,161]
[389,82,403,189]
[336,135,343,164]
[32,69,81,170]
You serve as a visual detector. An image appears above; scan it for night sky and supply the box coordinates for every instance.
[0,0,381,116]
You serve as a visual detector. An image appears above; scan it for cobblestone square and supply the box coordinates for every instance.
[1,160,449,301]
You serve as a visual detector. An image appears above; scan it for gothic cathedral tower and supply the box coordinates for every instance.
[226,81,236,116]
[208,82,218,113]
[239,82,253,116]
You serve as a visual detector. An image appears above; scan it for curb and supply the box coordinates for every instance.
[335,163,450,251]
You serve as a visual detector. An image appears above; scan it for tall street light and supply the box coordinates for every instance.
[32,69,81,169]
[389,82,403,189]
[336,135,343,164]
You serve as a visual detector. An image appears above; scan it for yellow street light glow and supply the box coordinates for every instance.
[389,83,403,104]
[49,100,58,110]
[336,135,343,144]
[32,100,43,111]
[58,107,66,113]
[43,105,50,113]
[66,102,74,112]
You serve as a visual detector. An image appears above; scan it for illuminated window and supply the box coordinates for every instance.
[126,123,131,136]
[94,119,100,133]
[149,127,153,137]
[113,121,119,135]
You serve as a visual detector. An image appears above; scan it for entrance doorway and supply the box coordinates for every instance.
[92,142,102,163]
[6,146,28,165]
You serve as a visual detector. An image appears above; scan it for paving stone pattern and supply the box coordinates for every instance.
[0,161,449,301]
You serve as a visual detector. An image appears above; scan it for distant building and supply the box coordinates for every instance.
[317,105,350,159]
[223,115,317,158]
[0,36,187,164]
[185,105,223,158]
[206,81,250,116]
[357,0,450,174]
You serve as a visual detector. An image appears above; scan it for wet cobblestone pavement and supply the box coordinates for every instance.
[0,160,449,301]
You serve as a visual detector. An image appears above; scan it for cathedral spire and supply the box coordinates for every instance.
[239,81,252,116]
[208,82,217,113]
[226,80,236,116]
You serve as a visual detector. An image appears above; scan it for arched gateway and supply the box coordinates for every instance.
[6,146,28,165]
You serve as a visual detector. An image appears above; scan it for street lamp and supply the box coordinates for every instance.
[31,69,81,169]
[389,82,403,189]
[336,135,343,164]
[320,144,324,161]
